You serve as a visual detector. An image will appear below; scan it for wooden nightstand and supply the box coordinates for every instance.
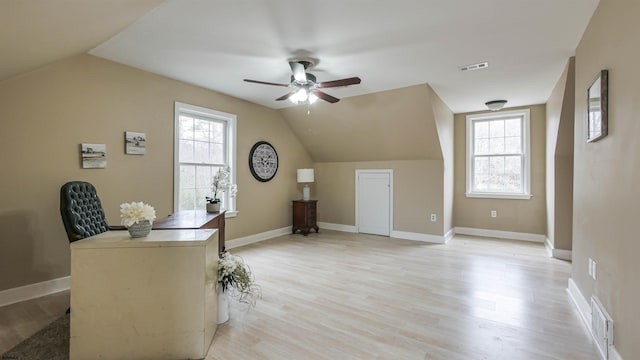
[292,200,319,236]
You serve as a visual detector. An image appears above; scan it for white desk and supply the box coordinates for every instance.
[70,229,219,360]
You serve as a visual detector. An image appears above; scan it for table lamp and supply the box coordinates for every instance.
[297,169,314,201]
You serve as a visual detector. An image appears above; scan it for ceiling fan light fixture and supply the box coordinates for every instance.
[296,88,308,102]
[485,99,507,111]
[308,93,318,104]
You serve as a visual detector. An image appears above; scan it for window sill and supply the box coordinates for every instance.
[225,211,239,218]
[465,193,532,200]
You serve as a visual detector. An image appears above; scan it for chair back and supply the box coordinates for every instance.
[60,181,109,243]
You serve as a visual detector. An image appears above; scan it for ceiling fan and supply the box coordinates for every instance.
[243,60,361,104]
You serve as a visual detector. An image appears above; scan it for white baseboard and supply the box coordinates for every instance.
[545,238,573,261]
[0,276,70,308]
[390,230,446,244]
[226,226,291,249]
[611,347,623,360]
[317,222,357,233]
[318,224,451,245]
[454,227,545,243]
[567,278,592,332]
[444,228,454,243]
[567,278,624,360]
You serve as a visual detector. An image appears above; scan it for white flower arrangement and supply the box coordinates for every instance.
[207,167,237,204]
[218,251,260,308]
[119,201,157,227]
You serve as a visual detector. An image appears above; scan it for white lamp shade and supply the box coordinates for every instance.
[297,169,314,183]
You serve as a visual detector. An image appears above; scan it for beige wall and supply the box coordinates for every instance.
[573,0,640,358]
[301,84,453,238]
[431,87,455,234]
[546,57,575,251]
[280,84,443,162]
[314,160,445,235]
[0,54,312,291]
[453,105,547,235]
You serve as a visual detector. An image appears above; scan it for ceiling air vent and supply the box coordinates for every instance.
[460,62,489,72]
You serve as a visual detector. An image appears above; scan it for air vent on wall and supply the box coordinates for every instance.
[460,62,489,72]
[591,296,614,359]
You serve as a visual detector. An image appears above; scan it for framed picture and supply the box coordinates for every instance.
[587,69,608,142]
[81,144,107,169]
[125,131,146,155]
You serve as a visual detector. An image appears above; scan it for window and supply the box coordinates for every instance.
[174,102,237,215]
[466,108,531,199]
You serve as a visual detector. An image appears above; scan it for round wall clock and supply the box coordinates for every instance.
[248,141,279,182]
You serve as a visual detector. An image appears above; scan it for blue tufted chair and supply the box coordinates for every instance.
[60,181,112,243]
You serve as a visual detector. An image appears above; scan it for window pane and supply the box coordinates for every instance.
[505,118,521,137]
[488,174,506,190]
[176,105,236,212]
[489,137,505,154]
[210,143,225,164]
[475,139,489,155]
[194,141,209,163]
[489,120,505,138]
[467,110,528,196]
[505,156,522,175]
[489,156,505,176]
[474,157,489,175]
[179,116,194,140]
[179,188,195,211]
[180,165,196,189]
[474,174,489,191]
[212,122,225,142]
[194,119,210,141]
[179,140,194,162]
[505,136,521,154]
[195,166,212,190]
[475,121,489,139]
[195,188,209,210]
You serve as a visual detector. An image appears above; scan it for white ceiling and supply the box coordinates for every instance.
[6,0,599,114]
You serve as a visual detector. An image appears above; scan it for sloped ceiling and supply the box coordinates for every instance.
[0,0,163,82]
[280,85,443,162]
[2,1,599,114]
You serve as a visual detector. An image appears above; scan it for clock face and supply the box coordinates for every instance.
[248,141,278,182]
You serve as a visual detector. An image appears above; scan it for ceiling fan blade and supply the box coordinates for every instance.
[311,90,340,103]
[289,61,307,83]
[318,77,361,88]
[244,79,290,87]
[276,92,296,101]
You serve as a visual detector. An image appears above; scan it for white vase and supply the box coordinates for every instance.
[217,287,229,324]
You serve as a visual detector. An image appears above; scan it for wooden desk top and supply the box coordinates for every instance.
[153,210,225,229]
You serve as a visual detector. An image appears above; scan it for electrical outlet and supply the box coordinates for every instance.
[491,210,497,218]
[430,214,437,222]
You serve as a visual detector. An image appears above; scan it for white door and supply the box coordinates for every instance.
[356,170,392,236]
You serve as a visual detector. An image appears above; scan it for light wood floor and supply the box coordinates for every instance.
[1,231,600,359]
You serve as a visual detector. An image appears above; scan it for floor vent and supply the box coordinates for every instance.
[591,296,613,359]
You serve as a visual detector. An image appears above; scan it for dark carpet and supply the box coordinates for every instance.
[1,314,69,360]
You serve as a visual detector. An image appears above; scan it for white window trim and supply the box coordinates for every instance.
[174,102,238,217]
[465,108,532,200]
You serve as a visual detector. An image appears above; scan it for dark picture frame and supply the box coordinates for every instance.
[587,69,608,142]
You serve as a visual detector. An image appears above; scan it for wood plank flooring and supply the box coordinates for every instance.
[1,231,600,359]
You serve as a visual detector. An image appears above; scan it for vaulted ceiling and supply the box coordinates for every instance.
[2,0,599,114]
